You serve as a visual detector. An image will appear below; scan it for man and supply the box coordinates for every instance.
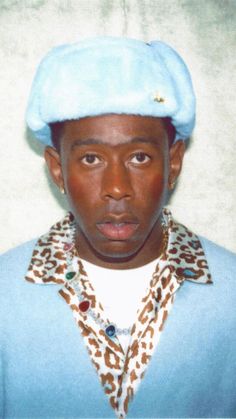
[0,37,236,418]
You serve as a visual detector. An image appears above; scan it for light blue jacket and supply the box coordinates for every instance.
[0,237,236,418]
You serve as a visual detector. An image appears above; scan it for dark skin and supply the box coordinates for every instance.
[45,114,185,269]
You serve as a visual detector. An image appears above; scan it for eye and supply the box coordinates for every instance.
[130,152,151,164]
[81,154,101,165]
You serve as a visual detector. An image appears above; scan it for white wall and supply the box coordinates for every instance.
[0,0,235,254]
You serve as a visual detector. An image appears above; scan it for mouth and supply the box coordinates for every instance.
[96,215,139,241]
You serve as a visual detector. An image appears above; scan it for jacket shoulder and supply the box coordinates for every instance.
[0,240,37,279]
[199,236,236,282]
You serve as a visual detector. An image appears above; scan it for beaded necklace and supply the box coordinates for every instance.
[63,214,169,339]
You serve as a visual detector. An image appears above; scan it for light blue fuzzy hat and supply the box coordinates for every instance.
[26,36,196,146]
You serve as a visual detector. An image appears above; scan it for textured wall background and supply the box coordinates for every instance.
[0,0,235,254]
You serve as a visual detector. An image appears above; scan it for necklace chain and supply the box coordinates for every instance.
[64,210,169,339]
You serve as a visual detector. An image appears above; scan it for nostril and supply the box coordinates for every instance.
[104,188,132,201]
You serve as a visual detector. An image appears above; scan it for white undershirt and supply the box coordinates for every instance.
[81,258,159,353]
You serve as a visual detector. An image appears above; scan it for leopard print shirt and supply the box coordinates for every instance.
[25,208,212,418]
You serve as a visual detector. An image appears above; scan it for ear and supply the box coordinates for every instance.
[168,140,185,190]
[44,146,65,193]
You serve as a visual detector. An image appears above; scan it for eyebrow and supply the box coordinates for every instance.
[71,137,161,150]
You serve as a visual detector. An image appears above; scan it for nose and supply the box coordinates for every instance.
[101,161,133,201]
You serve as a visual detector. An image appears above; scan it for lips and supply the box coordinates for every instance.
[96,214,139,240]
[97,222,139,240]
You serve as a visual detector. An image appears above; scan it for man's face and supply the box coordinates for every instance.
[46,114,184,268]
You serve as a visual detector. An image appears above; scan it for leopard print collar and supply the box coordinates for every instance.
[25,208,212,418]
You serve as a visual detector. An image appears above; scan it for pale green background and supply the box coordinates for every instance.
[0,0,235,254]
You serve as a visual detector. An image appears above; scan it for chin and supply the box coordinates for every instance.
[89,239,142,262]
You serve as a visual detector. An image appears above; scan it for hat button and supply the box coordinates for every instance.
[153,93,165,103]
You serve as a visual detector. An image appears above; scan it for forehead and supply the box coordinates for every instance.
[61,114,168,147]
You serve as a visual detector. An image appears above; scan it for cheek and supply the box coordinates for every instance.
[64,168,100,210]
[148,173,166,200]
[135,171,167,203]
[146,158,169,202]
